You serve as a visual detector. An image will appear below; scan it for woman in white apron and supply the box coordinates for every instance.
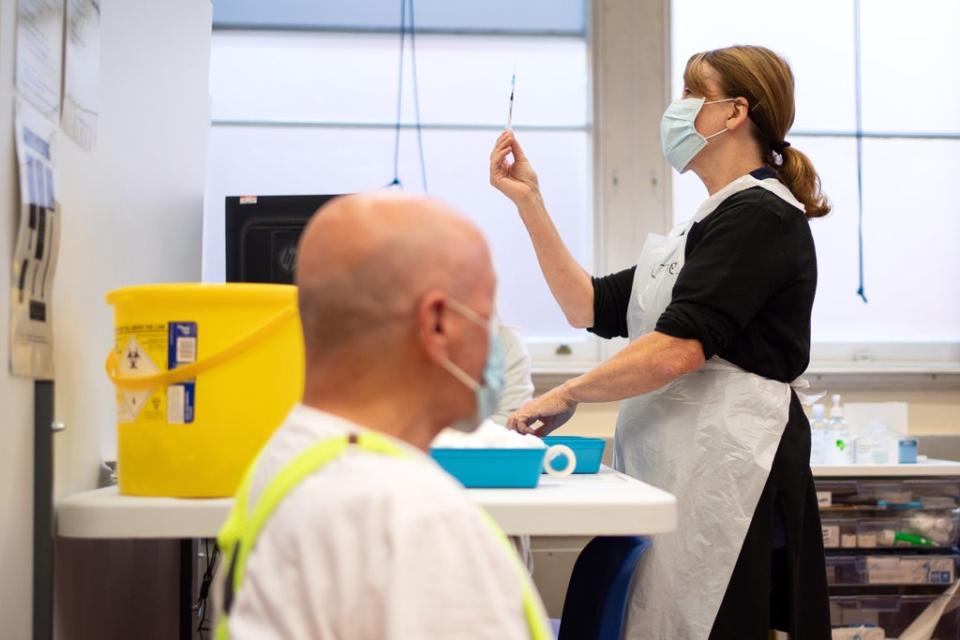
[489,45,831,639]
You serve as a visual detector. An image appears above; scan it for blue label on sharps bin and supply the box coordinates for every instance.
[167,322,197,424]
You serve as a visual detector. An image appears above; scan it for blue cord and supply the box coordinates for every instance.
[387,0,428,192]
[388,0,406,188]
[853,0,868,303]
[408,0,428,193]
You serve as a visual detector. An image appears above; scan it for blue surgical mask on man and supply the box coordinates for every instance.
[440,299,506,433]
[660,97,736,173]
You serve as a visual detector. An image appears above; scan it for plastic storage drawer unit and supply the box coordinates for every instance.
[817,479,960,511]
[825,555,958,587]
[830,594,960,639]
[821,515,960,549]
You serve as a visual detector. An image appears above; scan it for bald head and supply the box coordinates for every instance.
[295,192,494,362]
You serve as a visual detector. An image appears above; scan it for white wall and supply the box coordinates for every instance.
[53,0,212,500]
[2,1,211,638]
[561,390,960,439]
[0,4,37,639]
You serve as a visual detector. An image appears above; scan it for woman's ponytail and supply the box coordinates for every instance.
[775,145,831,219]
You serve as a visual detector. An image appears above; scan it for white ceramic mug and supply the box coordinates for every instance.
[543,444,576,478]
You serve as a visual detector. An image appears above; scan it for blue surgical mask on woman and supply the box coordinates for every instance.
[440,300,506,432]
[660,97,736,173]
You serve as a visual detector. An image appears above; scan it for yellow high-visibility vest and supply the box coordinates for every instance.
[216,431,551,640]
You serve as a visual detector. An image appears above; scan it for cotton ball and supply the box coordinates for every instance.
[905,513,954,545]
[432,419,545,449]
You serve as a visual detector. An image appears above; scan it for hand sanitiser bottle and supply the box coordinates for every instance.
[824,394,852,465]
[809,403,828,465]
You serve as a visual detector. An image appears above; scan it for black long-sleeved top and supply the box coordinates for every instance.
[589,173,817,383]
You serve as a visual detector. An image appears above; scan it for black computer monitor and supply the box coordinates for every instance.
[224,194,339,283]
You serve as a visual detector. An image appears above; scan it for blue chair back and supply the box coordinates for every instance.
[557,536,651,640]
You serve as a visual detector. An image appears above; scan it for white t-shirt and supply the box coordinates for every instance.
[491,323,535,426]
[223,404,549,639]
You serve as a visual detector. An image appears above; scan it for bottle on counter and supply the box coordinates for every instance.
[899,438,919,464]
[824,394,852,465]
[809,403,828,465]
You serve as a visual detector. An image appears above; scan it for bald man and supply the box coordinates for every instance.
[216,193,551,639]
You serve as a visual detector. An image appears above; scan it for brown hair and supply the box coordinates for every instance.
[684,45,831,218]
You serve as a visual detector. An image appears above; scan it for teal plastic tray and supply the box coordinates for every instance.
[543,436,605,474]
[430,448,546,488]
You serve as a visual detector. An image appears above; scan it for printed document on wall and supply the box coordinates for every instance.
[10,101,62,379]
[15,0,65,122]
[61,0,100,150]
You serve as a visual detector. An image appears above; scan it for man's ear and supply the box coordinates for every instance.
[416,290,449,364]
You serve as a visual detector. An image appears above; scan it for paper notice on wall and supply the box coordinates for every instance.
[61,0,100,150]
[15,0,65,122]
[10,100,61,379]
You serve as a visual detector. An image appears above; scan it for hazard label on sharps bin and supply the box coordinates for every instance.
[115,324,165,423]
[114,321,197,425]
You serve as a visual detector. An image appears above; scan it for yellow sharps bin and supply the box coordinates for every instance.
[105,283,303,497]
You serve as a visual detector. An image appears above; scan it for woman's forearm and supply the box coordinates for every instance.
[563,331,706,403]
[516,196,595,328]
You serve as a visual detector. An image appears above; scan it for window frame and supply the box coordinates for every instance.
[534,0,960,388]
[208,0,960,388]
[658,0,960,383]
[207,17,600,364]
[529,0,672,373]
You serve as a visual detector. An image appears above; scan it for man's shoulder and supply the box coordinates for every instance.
[281,450,478,532]
[249,407,480,539]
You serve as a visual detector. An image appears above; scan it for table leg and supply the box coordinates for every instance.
[180,538,194,640]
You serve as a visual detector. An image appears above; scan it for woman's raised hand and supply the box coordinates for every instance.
[489,131,541,207]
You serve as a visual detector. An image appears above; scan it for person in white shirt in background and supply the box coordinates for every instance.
[490,320,536,426]
[216,192,551,640]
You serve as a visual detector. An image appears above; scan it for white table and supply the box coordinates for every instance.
[812,458,960,478]
[58,466,675,640]
[57,466,677,539]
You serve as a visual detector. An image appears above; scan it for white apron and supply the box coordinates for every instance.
[620,174,806,640]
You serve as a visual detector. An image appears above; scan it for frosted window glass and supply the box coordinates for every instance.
[672,136,960,343]
[671,0,960,350]
[670,0,856,133]
[672,0,960,136]
[672,137,857,229]
[210,32,589,127]
[860,0,960,134]
[202,126,591,342]
[812,138,960,342]
[671,167,709,227]
[207,28,592,345]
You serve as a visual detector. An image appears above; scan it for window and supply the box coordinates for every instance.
[202,1,594,361]
[671,0,960,367]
